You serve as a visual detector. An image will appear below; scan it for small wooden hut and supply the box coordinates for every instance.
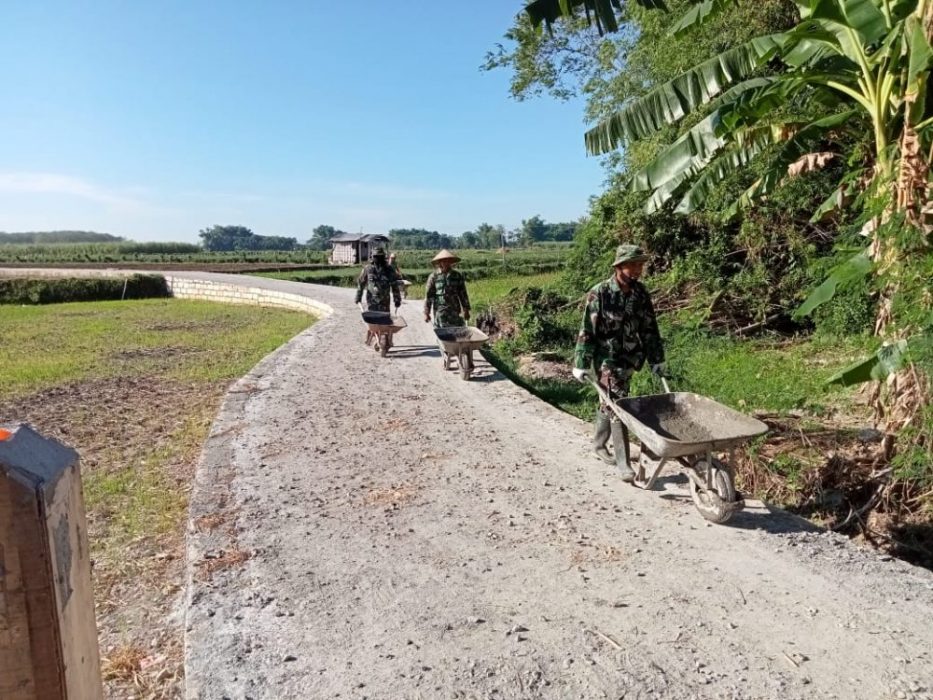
[328,233,390,265]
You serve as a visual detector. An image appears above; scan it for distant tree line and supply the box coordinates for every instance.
[0,231,124,244]
[2,220,578,254]
[199,225,298,252]
[305,217,579,251]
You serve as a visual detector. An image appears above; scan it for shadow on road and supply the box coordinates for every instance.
[653,477,822,534]
[727,501,822,534]
[466,368,510,383]
[390,345,442,358]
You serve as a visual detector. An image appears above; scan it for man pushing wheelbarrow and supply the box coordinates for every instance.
[356,247,403,353]
[571,244,666,482]
[571,244,764,522]
[424,249,487,378]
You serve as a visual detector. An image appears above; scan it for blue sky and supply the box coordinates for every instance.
[0,1,604,243]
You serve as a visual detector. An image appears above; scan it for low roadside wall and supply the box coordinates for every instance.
[0,267,335,318]
[163,275,333,317]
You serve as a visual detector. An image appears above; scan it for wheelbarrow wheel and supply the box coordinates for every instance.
[689,458,740,524]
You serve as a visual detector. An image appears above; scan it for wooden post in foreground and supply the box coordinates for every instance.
[0,424,103,700]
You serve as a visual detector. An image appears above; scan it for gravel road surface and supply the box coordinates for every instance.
[157,275,931,699]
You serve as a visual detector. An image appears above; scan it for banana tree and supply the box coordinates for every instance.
[527,0,932,432]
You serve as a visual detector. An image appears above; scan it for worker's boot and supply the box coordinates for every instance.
[610,418,635,482]
[592,412,613,464]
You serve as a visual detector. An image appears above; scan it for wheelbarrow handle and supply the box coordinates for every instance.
[583,374,631,424]
[660,376,671,394]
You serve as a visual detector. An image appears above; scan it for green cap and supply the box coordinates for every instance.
[612,244,649,266]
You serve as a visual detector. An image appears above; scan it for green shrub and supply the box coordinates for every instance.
[812,282,877,337]
[512,288,578,352]
[0,275,170,305]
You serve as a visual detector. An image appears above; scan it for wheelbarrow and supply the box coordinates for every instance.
[434,326,489,380]
[587,374,768,523]
[361,310,407,357]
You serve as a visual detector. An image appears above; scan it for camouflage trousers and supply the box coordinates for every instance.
[597,365,633,419]
[433,308,466,328]
[366,298,391,313]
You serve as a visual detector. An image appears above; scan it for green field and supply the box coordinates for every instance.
[404,271,561,308]
[0,243,570,266]
[0,298,314,693]
[1,299,313,400]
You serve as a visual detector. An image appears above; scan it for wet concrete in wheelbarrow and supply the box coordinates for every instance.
[180,274,933,700]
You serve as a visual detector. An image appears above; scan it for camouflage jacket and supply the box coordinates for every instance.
[574,275,664,372]
[355,261,401,311]
[424,269,470,327]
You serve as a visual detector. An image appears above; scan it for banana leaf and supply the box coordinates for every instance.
[793,248,872,318]
[825,339,910,386]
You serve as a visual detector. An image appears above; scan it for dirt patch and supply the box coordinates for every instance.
[517,352,573,382]
[110,346,201,361]
[0,375,229,699]
[143,319,243,333]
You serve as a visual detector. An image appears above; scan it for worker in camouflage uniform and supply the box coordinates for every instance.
[355,247,402,346]
[572,244,665,482]
[423,249,471,327]
[355,247,402,312]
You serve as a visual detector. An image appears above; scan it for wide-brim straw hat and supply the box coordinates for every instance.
[432,249,461,264]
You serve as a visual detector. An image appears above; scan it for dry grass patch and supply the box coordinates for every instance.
[363,483,419,508]
[195,548,252,580]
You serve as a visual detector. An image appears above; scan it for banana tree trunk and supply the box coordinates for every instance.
[870,1,933,439]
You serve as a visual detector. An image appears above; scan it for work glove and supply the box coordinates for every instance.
[395,301,401,310]
[463,309,471,321]
[572,367,588,383]
[650,362,666,378]
[424,314,431,323]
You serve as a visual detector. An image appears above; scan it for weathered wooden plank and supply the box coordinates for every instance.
[0,425,102,700]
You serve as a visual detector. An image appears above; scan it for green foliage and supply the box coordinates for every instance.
[0,275,170,305]
[511,287,578,351]
[199,225,298,252]
[388,228,456,249]
[811,281,877,336]
[0,244,329,265]
[0,298,313,400]
[0,230,124,244]
[307,224,341,251]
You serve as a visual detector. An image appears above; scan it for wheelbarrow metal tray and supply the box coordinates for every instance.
[434,326,488,353]
[362,311,407,333]
[614,392,768,458]
[362,310,393,325]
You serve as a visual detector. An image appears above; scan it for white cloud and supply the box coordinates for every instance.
[0,171,149,211]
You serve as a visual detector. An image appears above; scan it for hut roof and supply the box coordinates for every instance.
[328,233,389,243]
